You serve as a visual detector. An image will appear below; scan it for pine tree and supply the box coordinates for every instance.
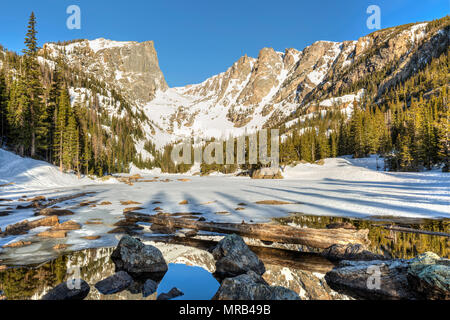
[349,103,365,158]
[0,72,8,144]
[54,87,70,171]
[398,134,414,171]
[22,12,45,157]
[7,78,31,156]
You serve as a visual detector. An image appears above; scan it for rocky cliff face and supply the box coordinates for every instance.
[41,38,168,105]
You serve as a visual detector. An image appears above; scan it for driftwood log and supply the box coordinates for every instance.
[125,212,370,249]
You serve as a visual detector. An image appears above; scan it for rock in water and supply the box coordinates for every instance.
[322,244,386,261]
[325,251,450,300]
[142,279,158,298]
[111,235,168,279]
[211,234,265,278]
[37,208,74,216]
[325,259,412,299]
[157,287,184,300]
[41,280,90,300]
[213,271,300,300]
[407,252,450,300]
[94,271,133,295]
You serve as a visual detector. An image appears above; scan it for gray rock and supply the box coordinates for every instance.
[322,244,386,261]
[157,287,184,300]
[407,252,450,300]
[142,279,158,298]
[94,271,133,295]
[42,279,90,300]
[111,235,168,279]
[251,167,283,179]
[325,259,413,299]
[211,234,265,277]
[325,252,450,300]
[262,264,348,300]
[213,271,300,300]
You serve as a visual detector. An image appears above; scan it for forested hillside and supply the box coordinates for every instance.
[279,18,449,172]
[0,13,150,176]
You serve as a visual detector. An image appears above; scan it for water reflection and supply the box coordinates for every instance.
[274,213,449,259]
[0,213,448,300]
[0,243,342,300]
[0,247,221,300]
[158,264,219,300]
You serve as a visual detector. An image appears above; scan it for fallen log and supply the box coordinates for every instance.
[125,212,370,249]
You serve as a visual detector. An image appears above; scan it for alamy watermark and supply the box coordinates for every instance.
[171,129,280,168]
[366,264,382,290]
[67,5,81,30]
[366,5,381,30]
[66,266,81,290]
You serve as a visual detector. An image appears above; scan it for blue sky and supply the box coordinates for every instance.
[1,0,448,87]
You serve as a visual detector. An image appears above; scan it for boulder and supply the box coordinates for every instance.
[211,234,265,278]
[41,279,90,300]
[325,252,450,300]
[111,235,168,279]
[94,271,133,295]
[251,167,283,179]
[325,259,414,300]
[322,244,386,261]
[51,220,81,231]
[142,279,158,298]
[37,208,74,216]
[407,252,450,300]
[157,287,184,300]
[262,264,347,300]
[213,271,300,300]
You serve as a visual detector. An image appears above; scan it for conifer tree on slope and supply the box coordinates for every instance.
[22,12,46,158]
[0,73,8,145]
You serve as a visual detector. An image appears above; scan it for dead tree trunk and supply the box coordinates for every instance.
[125,212,370,249]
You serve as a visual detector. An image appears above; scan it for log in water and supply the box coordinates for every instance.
[125,212,370,249]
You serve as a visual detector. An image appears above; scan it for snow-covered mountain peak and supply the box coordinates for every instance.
[87,38,138,53]
[41,38,168,104]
